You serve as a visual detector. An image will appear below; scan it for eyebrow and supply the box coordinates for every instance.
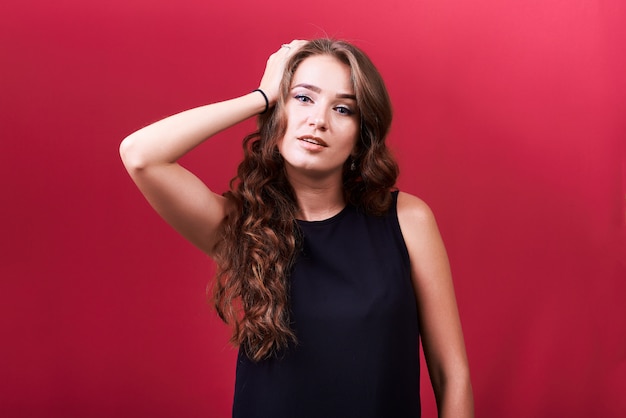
[292,83,357,101]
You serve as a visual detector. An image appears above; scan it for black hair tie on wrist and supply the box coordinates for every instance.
[252,89,269,114]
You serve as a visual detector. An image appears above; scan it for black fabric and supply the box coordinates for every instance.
[232,191,420,418]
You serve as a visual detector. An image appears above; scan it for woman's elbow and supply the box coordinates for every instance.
[119,133,147,173]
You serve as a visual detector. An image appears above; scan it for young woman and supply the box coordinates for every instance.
[120,38,473,418]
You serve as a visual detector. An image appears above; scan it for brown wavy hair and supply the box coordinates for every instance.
[212,39,399,361]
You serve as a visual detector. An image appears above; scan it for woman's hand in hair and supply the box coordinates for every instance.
[258,39,307,107]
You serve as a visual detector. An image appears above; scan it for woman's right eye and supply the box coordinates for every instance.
[294,94,312,103]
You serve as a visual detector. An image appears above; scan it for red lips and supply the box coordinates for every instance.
[297,135,328,147]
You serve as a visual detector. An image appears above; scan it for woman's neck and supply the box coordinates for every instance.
[287,172,346,221]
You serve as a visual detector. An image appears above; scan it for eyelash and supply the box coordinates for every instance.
[293,94,354,116]
[295,94,312,103]
[334,106,353,116]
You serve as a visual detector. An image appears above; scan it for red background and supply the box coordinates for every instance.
[1,1,624,417]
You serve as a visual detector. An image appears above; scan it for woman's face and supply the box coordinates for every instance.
[278,54,359,182]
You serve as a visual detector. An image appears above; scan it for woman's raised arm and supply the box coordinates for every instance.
[119,94,265,255]
[119,40,305,255]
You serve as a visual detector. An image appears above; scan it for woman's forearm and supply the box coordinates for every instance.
[435,374,474,418]
[119,91,266,170]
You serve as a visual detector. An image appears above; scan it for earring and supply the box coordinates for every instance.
[350,159,357,171]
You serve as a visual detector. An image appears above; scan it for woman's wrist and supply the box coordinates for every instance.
[252,89,269,114]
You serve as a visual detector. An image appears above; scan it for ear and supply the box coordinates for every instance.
[351,141,362,159]
[351,139,360,158]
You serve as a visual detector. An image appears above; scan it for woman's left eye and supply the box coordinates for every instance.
[334,106,353,116]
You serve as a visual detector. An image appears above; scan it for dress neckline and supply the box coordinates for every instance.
[296,204,350,226]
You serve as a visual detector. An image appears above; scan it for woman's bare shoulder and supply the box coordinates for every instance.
[396,191,436,226]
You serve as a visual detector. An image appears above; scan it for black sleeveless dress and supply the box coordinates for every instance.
[232,192,421,417]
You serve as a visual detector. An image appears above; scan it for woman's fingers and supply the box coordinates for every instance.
[258,40,307,105]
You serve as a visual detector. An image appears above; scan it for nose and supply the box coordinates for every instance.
[308,107,328,131]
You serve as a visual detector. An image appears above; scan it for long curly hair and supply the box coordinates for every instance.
[212,39,399,362]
